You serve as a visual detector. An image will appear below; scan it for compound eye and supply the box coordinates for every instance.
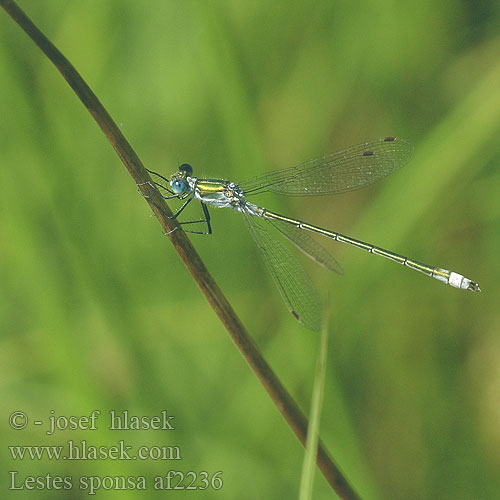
[179,163,193,176]
[171,178,187,195]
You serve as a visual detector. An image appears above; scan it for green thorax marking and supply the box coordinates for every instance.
[197,179,228,194]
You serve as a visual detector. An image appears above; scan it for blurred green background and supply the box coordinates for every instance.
[1,1,499,498]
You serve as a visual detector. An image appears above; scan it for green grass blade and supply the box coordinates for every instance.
[298,303,330,500]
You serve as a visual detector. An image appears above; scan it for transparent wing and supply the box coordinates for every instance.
[244,214,323,331]
[266,216,343,275]
[239,137,413,196]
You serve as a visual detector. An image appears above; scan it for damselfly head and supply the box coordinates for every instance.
[170,176,188,195]
[169,164,190,193]
[169,163,193,194]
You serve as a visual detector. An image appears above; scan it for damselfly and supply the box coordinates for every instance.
[145,137,480,330]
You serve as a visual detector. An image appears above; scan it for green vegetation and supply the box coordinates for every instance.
[1,1,499,498]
